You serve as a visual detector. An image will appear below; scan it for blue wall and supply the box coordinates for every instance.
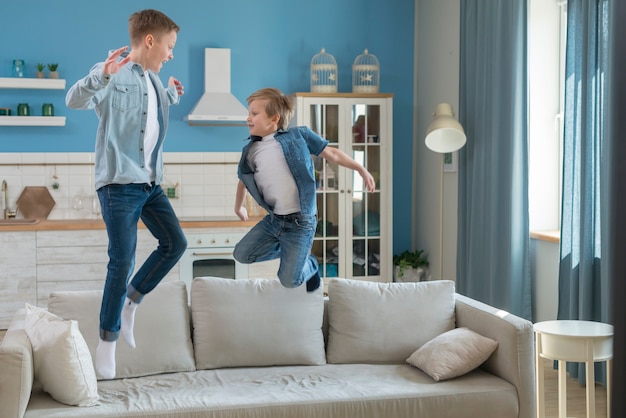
[0,0,415,253]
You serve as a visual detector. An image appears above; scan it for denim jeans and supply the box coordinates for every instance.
[233,213,318,288]
[97,183,187,341]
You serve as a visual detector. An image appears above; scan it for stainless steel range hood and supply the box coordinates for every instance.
[185,48,248,125]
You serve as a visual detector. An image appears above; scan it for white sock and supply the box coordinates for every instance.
[121,297,138,348]
[95,339,116,380]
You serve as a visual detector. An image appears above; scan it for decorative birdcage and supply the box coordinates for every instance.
[352,49,380,93]
[310,48,338,93]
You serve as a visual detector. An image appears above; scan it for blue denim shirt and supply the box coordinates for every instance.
[238,127,329,216]
[66,57,179,190]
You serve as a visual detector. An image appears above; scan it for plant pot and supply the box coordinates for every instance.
[36,71,45,79]
[393,266,430,282]
[48,71,59,79]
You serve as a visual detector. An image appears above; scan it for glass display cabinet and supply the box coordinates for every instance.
[292,93,393,283]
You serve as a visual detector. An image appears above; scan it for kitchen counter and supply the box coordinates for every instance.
[0,216,263,231]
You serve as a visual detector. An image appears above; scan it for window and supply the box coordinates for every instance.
[528,0,567,232]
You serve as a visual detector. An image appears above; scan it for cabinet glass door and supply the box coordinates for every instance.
[350,104,381,278]
[308,103,342,278]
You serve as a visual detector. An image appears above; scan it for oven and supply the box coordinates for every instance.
[179,231,249,295]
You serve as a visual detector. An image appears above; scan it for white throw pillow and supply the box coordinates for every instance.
[406,327,499,381]
[191,277,326,369]
[326,278,456,363]
[47,280,195,380]
[24,304,99,406]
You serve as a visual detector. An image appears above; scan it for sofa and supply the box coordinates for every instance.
[0,277,535,418]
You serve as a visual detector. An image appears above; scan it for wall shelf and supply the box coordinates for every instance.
[0,77,67,126]
[0,116,66,126]
[0,77,66,90]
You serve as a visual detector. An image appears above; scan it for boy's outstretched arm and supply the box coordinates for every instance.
[319,147,376,192]
[234,180,249,221]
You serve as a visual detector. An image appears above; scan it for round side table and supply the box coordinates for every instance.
[534,320,613,418]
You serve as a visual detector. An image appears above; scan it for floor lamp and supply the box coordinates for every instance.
[425,103,466,279]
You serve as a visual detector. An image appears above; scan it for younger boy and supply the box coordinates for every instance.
[234,88,375,291]
[65,9,186,379]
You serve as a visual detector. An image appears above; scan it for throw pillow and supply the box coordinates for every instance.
[47,280,196,380]
[406,327,499,381]
[326,278,456,364]
[191,277,326,369]
[24,303,99,406]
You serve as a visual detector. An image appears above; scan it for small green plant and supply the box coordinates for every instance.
[37,63,45,72]
[393,249,429,278]
[47,63,58,71]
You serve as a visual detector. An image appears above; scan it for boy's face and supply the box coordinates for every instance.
[144,30,177,73]
[247,99,279,137]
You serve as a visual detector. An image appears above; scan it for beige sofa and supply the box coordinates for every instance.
[0,277,535,418]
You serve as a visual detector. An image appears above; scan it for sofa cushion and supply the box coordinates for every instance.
[47,280,196,380]
[326,278,456,363]
[191,277,326,369]
[0,308,34,418]
[406,327,499,381]
[24,304,99,406]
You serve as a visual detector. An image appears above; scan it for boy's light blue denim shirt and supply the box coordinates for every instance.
[238,126,329,216]
[65,56,179,190]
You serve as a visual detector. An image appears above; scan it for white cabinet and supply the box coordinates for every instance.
[0,231,37,328]
[293,93,393,282]
[0,77,67,126]
[35,229,178,307]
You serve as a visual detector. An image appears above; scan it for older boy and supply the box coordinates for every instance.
[234,88,375,292]
[65,9,186,379]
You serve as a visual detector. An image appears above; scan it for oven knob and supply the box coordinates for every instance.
[225,238,230,244]
[210,239,216,244]
[196,239,202,245]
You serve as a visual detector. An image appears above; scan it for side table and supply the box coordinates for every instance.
[534,320,613,418]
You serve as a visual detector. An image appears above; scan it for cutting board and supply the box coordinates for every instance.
[16,187,56,219]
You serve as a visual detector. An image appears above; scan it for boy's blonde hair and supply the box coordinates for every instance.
[247,88,294,130]
[129,9,179,45]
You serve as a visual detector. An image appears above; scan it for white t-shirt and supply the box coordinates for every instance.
[247,134,300,215]
[143,72,159,181]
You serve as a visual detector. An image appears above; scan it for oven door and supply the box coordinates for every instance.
[179,246,249,295]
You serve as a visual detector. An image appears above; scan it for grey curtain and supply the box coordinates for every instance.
[457,0,532,320]
[558,0,610,384]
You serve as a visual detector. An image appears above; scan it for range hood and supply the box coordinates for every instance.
[185,48,248,125]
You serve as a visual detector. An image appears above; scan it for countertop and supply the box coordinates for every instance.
[0,216,263,232]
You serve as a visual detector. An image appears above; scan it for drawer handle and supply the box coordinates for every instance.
[192,252,234,256]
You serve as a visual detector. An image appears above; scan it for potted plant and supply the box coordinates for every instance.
[393,249,430,282]
[36,63,45,78]
[47,63,59,79]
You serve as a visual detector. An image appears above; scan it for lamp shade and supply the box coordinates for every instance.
[425,103,466,153]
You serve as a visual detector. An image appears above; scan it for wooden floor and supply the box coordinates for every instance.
[540,357,608,418]
[0,330,609,416]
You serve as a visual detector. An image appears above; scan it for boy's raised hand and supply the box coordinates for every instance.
[169,77,184,96]
[104,46,131,76]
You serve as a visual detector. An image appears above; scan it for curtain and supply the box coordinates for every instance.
[558,0,610,384]
[456,0,532,320]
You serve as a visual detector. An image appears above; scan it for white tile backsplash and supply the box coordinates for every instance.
[0,152,241,220]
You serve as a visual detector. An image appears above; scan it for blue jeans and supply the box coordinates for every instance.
[233,213,318,288]
[97,183,187,341]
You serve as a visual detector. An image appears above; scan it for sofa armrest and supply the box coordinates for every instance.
[0,308,34,418]
[454,293,535,418]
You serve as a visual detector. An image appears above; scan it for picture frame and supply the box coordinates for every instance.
[443,151,457,172]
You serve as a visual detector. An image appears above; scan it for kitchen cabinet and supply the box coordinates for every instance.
[0,77,66,126]
[0,222,280,328]
[35,229,178,307]
[0,231,36,329]
[292,93,393,283]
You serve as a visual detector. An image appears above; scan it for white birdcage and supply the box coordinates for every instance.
[310,48,338,93]
[352,49,380,93]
